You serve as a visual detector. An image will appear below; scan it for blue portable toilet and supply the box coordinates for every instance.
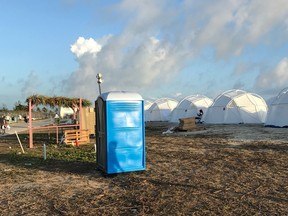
[95,91,145,174]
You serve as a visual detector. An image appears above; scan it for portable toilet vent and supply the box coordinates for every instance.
[95,91,146,174]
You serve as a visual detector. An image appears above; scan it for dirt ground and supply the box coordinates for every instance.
[0,123,287,215]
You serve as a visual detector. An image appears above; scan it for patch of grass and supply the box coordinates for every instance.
[46,145,96,162]
[0,143,96,166]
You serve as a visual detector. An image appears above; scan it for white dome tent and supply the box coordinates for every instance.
[145,98,178,122]
[265,96,277,108]
[144,100,153,111]
[144,100,153,122]
[265,88,288,127]
[170,95,213,123]
[204,89,268,124]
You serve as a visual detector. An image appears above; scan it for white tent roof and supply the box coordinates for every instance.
[144,100,153,111]
[204,89,268,124]
[145,98,178,122]
[266,96,277,108]
[170,95,213,122]
[59,107,74,118]
[265,88,288,127]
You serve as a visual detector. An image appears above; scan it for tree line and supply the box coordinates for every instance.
[0,101,52,114]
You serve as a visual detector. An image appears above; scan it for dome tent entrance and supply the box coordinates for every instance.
[145,98,178,122]
[204,89,268,124]
[170,95,213,123]
[265,88,288,127]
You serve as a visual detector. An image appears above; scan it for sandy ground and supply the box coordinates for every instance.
[2,119,53,135]
[0,123,287,215]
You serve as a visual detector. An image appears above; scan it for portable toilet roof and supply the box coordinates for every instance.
[145,98,178,121]
[170,95,213,123]
[100,91,143,101]
[204,89,268,124]
[265,88,288,127]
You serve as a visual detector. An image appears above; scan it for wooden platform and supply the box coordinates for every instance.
[64,129,90,145]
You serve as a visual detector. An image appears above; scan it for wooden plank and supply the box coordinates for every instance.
[64,129,90,145]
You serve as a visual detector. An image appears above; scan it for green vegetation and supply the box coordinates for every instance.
[0,104,8,112]
[46,145,96,162]
[1,95,92,114]
[13,101,28,111]
[26,95,92,108]
[1,143,96,168]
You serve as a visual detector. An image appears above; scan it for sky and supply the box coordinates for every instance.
[1,0,288,109]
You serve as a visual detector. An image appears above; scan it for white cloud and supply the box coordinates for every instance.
[70,37,102,58]
[233,80,245,90]
[174,92,182,98]
[62,0,288,102]
[64,35,190,101]
[255,58,288,90]
[234,62,258,75]
[188,0,288,57]
[21,71,41,98]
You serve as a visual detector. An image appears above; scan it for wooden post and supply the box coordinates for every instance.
[56,126,59,144]
[73,108,76,120]
[15,131,25,153]
[29,99,33,148]
[79,98,82,131]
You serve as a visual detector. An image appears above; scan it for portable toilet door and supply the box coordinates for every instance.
[95,91,146,174]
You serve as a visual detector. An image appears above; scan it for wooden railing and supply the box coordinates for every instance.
[33,124,79,144]
[64,129,90,146]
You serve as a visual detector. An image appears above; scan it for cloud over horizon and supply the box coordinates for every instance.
[61,0,288,102]
[256,58,288,92]
[21,71,42,98]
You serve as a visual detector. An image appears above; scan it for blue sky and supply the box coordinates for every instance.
[1,0,288,109]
